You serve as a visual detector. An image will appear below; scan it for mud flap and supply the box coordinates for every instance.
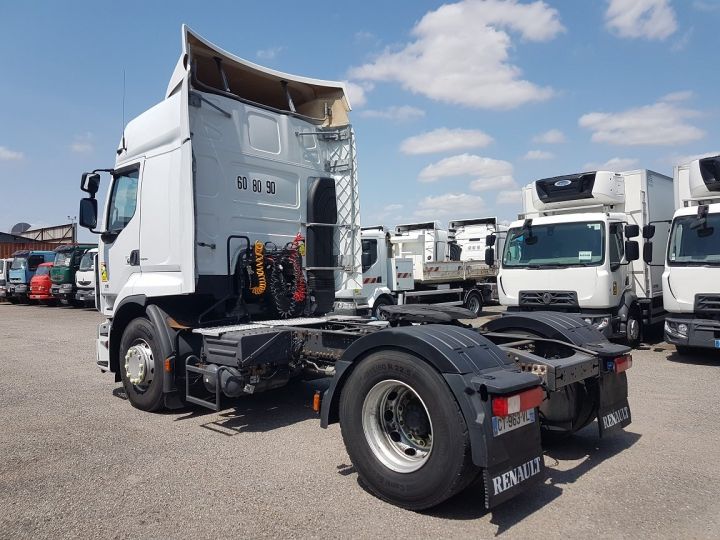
[481,422,545,509]
[597,371,631,437]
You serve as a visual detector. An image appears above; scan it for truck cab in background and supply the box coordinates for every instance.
[361,220,500,317]
[29,262,55,304]
[497,170,674,346]
[662,156,720,353]
[74,247,98,308]
[50,244,96,306]
[7,250,56,303]
[0,258,12,301]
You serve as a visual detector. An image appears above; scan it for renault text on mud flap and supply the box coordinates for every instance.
[492,456,543,495]
[601,406,630,430]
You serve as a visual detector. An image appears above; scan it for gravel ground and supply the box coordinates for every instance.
[1,303,719,539]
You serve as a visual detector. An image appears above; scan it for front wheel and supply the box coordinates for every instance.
[371,296,394,320]
[464,290,483,316]
[339,350,478,510]
[625,308,642,348]
[119,318,165,412]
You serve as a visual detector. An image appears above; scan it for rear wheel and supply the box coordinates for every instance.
[339,350,478,510]
[119,318,165,412]
[464,290,483,316]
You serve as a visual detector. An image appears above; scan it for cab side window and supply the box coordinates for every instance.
[107,169,139,233]
[361,239,378,273]
[609,223,625,268]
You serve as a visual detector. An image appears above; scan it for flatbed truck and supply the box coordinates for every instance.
[77,25,634,510]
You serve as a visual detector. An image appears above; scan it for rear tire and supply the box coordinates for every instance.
[339,350,478,510]
[464,290,483,316]
[119,318,165,412]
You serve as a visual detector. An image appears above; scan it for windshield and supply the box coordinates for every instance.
[668,213,720,266]
[35,266,51,276]
[503,221,605,268]
[79,252,95,271]
[54,251,72,267]
[11,258,26,270]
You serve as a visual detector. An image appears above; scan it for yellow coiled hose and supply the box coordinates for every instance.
[250,241,266,295]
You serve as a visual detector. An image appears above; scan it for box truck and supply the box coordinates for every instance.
[493,169,674,346]
[76,25,634,511]
[660,156,720,353]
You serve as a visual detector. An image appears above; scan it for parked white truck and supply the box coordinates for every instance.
[660,156,720,353]
[494,169,674,346]
[361,219,501,317]
[76,26,636,511]
[74,247,98,308]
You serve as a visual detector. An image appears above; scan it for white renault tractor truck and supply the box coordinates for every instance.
[77,25,636,511]
[74,247,98,308]
[494,169,673,347]
[361,220,499,317]
[659,156,720,353]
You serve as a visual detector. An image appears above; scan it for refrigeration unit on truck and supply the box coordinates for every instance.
[361,221,498,317]
[660,156,720,353]
[74,247,98,308]
[77,25,636,511]
[494,169,673,347]
[50,243,96,305]
[7,250,55,303]
[0,258,12,301]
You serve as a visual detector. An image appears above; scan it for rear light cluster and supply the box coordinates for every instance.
[492,386,544,417]
[606,354,632,373]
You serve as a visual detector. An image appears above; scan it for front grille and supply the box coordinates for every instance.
[695,294,720,314]
[520,290,579,308]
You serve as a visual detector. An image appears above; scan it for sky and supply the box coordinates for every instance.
[1,0,719,241]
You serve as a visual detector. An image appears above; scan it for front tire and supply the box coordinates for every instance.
[339,350,478,510]
[464,290,483,316]
[625,307,642,348]
[371,296,394,320]
[119,318,165,412]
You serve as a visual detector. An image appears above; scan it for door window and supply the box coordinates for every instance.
[609,223,624,268]
[107,169,139,233]
[362,239,378,273]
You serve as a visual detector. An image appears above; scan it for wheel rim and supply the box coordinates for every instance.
[124,339,154,389]
[361,380,433,473]
[466,295,481,314]
[628,318,640,341]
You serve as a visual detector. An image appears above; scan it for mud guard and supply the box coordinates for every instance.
[320,324,546,508]
[597,371,631,436]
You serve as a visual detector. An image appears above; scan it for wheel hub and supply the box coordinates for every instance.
[124,340,154,386]
[362,380,433,473]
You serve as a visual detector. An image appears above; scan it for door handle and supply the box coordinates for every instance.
[127,250,140,266]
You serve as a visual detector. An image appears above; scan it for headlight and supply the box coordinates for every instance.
[677,323,688,336]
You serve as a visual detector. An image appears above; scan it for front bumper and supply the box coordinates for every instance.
[29,288,53,300]
[76,288,95,304]
[51,284,75,301]
[665,316,720,350]
[8,284,28,297]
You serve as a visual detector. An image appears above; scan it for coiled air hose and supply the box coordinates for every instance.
[250,241,266,296]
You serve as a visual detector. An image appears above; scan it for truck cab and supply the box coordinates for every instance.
[662,156,720,352]
[498,170,673,346]
[7,250,55,303]
[0,258,12,300]
[50,244,95,305]
[29,262,55,303]
[74,247,98,307]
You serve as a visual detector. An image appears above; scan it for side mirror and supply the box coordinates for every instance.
[642,224,655,239]
[625,240,639,262]
[485,247,495,266]
[643,242,653,264]
[79,198,98,230]
[81,173,100,195]
[624,224,639,238]
[485,234,496,247]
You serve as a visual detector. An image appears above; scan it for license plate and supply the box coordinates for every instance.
[492,409,536,437]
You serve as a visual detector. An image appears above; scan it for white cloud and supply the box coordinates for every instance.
[605,0,677,40]
[470,175,516,192]
[583,157,639,171]
[692,1,720,12]
[349,0,564,110]
[524,150,554,160]
[673,150,720,166]
[662,90,694,102]
[383,203,404,212]
[532,129,565,144]
[70,133,94,154]
[400,128,493,155]
[256,46,284,60]
[0,146,24,161]
[671,27,694,52]
[343,81,373,108]
[359,105,425,121]
[578,93,704,146]
[414,193,486,218]
[418,153,514,184]
[496,190,522,204]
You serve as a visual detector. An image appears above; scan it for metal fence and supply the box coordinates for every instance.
[0,242,64,259]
